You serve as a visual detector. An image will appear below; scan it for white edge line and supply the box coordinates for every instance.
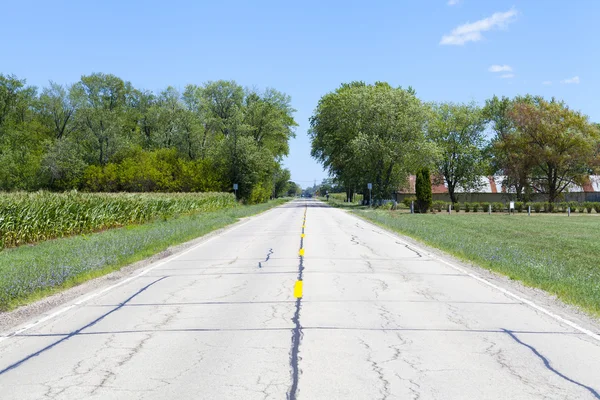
[0,212,262,343]
[352,212,600,343]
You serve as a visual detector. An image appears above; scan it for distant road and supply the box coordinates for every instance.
[1,199,599,399]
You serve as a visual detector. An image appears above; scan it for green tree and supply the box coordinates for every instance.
[484,95,540,201]
[0,71,296,200]
[427,102,487,203]
[508,98,600,202]
[310,82,434,203]
[272,167,292,198]
[0,74,45,190]
[243,88,297,159]
[72,73,136,165]
[415,168,432,213]
[286,181,302,197]
[37,82,79,140]
[0,74,28,129]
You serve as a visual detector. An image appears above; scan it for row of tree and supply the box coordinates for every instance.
[309,82,600,204]
[0,73,298,202]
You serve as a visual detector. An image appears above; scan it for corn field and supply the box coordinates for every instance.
[0,191,237,249]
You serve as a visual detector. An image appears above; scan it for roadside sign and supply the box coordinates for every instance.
[233,183,238,190]
[509,201,515,210]
[367,183,372,190]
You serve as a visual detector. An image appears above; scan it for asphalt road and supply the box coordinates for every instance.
[1,199,600,399]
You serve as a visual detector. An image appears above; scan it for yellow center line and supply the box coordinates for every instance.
[294,280,303,298]
[294,208,307,299]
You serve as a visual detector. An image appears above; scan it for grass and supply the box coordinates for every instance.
[351,209,600,316]
[0,199,287,311]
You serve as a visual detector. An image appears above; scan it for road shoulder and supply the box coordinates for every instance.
[0,202,286,335]
[341,206,600,341]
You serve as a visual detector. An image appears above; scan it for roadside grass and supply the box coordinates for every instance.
[0,199,287,311]
[320,196,368,210]
[352,210,600,317]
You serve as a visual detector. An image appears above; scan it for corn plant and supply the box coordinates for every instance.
[0,191,236,249]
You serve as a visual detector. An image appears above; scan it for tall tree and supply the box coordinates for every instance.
[73,73,136,165]
[243,88,297,159]
[310,82,434,202]
[427,102,487,203]
[508,98,600,202]
[484,95,540,201]
[415,168,432,213]
[0,71,296,200]
[0,74,28,130]
[0,74,45,190]
[38,82,79,140]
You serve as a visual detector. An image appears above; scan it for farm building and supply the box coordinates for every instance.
[394,175,600,203]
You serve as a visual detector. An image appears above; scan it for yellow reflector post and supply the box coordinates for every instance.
[299,248,305,256]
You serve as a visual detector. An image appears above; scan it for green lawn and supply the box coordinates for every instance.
[0,199,287,311]
[353,210,600,316]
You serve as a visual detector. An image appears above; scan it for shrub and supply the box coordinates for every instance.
[480,202,490,213]
[515,201,524,213]
[453,202,460,212]
[492,202,504,212]
[594,203,600,213]
[377,202,393,210]
[402,196,417,208]
[585,202,594,213]
[544,202,555,213]
[248,182,271,204]
[472,202,479,212]
[558,202,568,213]
[81,148,228,194]
[464,202,471,212]
[432,200,445,212]
[533,203,542,213]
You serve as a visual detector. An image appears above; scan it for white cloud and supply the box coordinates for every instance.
[489,65,512,73]
[440,8,518,45]
[448,0,460,5]
[561,76,580,84]
[542,81,552,85]
[500,74,514,79]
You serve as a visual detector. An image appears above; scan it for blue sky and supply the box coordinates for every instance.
[2,0,598,188]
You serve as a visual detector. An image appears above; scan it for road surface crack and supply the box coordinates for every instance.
[358,337,391,400]
[372,278,389,299]
[396,242,423,258]
[377,304,396,329]
[502,329,600,399]
[259,248,274,268]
